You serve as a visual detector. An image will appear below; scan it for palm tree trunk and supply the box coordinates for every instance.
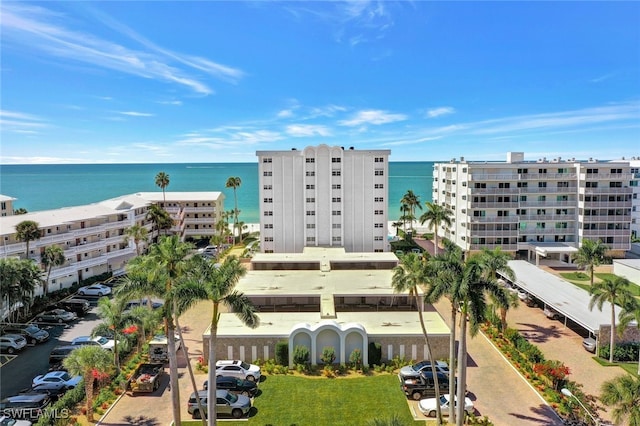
[449,303,458,421]
[456,306,468,426]
[208,303,219,426]
[433,228,439,256]
[415,292,442,425]
[167,320,181,425]
[175,313,206,426]
[86,376,95,422]
[610,304,615,364]
[500,307,508,335]
[114,336,119,369]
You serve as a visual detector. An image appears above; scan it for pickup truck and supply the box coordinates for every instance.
[128,363,164,393]
[400,371,454,400]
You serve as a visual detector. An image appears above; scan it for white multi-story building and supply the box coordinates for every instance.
[256,144,391,253]
[628,158,640,240]
[432,152,633,257]
[0,195,16,217]
[0,191,224,297]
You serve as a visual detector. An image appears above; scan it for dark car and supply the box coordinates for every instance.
[203,376,258,397]
[400,370,454,400]
[48,345,77,366]
[0,393,51,421]
[55,298,90,316]
[125,299,164,311]
[1,324,49,345]
[19,385,66,401]
[35,309,76,324]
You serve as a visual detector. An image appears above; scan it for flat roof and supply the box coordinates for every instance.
[135,191,223,202]
[503,260,621,334]
[613,259,640,270]
[210,311,449,338]
[251,247,399,264]
[528,242,578,256]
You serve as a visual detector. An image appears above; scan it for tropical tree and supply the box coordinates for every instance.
[146,203,173,240]
[392,253,442,425]
[0,257,41,321]
[179,255,259,425]
[589,276,634,363]
[477,247,518,333]
[41,245,65,295]
[572,239,608,287]
[225,177,242,243]
[155,171,170,204]
[419,202,453,255]
[15,220,41,259]
[618,297,640,374]
[95,296,130,368]
[13,208,27,215]
[124,224,149,255]
[63,345,113,422]
[124,235,194,425]
[600,374,640,426]
[400,190,422,233]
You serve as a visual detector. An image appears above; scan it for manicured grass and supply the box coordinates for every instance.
[592,357,639,377]
[560,272,590,282]
[181,374,421,425]
[560,272,640,296]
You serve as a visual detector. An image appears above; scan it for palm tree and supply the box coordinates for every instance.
[180,255,259,425]
[419,202,453,255]
[589,276,634,363]
[124,224,149,255]
[454,255,508,426]
[572,239,608,287]
[155,171,170,205]
[146,203,173,240]
[63,345,113,422]
[392,253,443,425]
[424,240,464,421]
[15,220,41,259]
[225,177,242,243]
[600,374,640,426]
[41,245,65,295]
[400,190,422,233]
[125,235,193,425]
[618,297,640,374]
[0,258,39,322]
[96,296,130,368]
[477,247,517,334]
[13,207,28,215]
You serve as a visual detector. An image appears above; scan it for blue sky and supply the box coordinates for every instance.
[1,1,639,164]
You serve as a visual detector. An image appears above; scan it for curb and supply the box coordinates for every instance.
[96,389,128,425]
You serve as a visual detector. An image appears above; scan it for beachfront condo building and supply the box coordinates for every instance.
[1,195,16,217]
[256,144,391,253]
[0,191,223,299]
[630,158,640,240]
[432,152,634,258]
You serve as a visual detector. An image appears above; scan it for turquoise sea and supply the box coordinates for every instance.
[0,162,434,224]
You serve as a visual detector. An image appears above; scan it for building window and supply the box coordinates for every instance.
[332,184,341,189]
[332,210,341,216]
[374,197,384,202]
[474,183,487,189]
[307,236,316,242]
[332,158,341,163]
[374,223,384,228]
[306,171,315,176]
[263,198,273,203]
[306,197,315,203]
[498,183,510,189]
[374,236,383,241]
[332,236,341,242]
[264,211,273,216]
[306,184,315,190]
[306,158,315,163]
[306,211,315,216]
[264,224,273,229]
[375,210,384,215]
[332,197,341,202]
[332,170,341,176]
[374,183,384,189]
[263,171,272,177]
[332,223,341,229]
[586,182,598,188]
[375,157,385,163]
[518,168,528,174]
[264,237,274,242]
[497,210,509,217]
[262,157,272,163]
[587,168,598,174]
[538,182,547,188]
[611,168,622,174]
[609,182,622,188]
[306,223,315,229]
[374,170,384,176]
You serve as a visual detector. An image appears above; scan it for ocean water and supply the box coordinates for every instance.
[0,162,434,223]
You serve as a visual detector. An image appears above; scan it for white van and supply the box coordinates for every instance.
[148,334,181,362]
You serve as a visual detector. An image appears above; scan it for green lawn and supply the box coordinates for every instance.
[182,374,422,426]
[559,272,640,296]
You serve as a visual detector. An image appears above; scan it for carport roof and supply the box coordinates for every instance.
[502,260,621,334]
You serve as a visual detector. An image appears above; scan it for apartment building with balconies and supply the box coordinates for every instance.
[0,195,16,217]
[433,152,633,257]
[0,191,224,296]
[256,144,390,253]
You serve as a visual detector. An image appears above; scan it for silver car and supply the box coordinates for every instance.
[0,334,27,354]
[187,389,251,419]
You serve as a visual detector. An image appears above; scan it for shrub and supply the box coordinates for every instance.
[293,345,310,366]
[599,342,640,362]
[35,381,85,426]
[368,342,382,367]
[349,348,362,369]
[321,346,336,365]
[275,340,289,366]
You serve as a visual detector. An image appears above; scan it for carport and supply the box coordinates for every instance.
[524,242,578,266]
[499,260,622,350]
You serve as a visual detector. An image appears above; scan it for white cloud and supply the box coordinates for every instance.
[339,109,407,126]
[0,110,47,133]
[427,107,455,118]
[158,100,182,106]
[286,124,332,137]
[118,111,154,117]
[277,109,294,118]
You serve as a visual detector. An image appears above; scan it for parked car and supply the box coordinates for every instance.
[32,371,81,390]
[400,370,454,400]
[187,389,252,419]
[1,324,49,345]
[582,337,597,353]
[418,394,474,417]
[543,306,564,320]
[77,284,111,297]
[125,299,164,310]
[0,414,33,425]
[92,336,116,350]
[0,393,51,421]
[215,360,261,382]
[71,336,101,348]
[149,334,181,362]
[48,345,77,366]
[399,360,449,379]
[0,334,27,354]
[35,309,76,324]
[54,298,90,316]
[203,376,258,397]
[19,385,66,401]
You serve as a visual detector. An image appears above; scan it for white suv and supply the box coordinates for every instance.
[215,360,261,382]
[0,334,27,354]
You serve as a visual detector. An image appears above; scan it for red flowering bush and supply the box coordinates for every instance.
[122,325,138,335]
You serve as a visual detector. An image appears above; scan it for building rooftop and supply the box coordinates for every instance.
[251,247,399,265]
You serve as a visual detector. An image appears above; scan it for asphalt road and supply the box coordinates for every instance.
[0,297,106,399]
